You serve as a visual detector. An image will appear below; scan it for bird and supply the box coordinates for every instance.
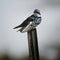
[13,9,42,33]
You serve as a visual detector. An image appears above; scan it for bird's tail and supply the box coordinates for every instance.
[13,25,21,29]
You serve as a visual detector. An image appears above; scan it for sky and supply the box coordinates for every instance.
[0,0,60,58]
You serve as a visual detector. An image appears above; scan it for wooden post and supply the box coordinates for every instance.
[27,28,39,60]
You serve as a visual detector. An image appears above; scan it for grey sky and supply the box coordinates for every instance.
[0,0,60,58]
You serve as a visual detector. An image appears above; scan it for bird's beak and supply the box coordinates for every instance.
[36,13,41,17]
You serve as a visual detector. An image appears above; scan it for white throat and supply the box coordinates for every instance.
[34,13,41,17]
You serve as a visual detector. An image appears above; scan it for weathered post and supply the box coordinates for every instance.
[13,9,41,60]
[27,28,39,60]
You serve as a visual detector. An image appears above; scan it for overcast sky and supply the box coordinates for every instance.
[0,0,60,58]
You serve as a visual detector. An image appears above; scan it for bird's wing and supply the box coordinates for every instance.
[13,15,34,29]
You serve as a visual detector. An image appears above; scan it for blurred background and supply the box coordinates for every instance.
[0,0,60,60]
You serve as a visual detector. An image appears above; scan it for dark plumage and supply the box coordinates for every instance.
[13,15,34,29]
[13,9,41,32]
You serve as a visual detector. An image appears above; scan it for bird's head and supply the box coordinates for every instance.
[33,9,41,17]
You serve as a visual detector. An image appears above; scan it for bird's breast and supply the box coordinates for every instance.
[34,17,41,24]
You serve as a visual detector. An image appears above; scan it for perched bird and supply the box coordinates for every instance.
[13,9,41,33]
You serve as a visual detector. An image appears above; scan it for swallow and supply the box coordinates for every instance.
[13,9,41,33]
